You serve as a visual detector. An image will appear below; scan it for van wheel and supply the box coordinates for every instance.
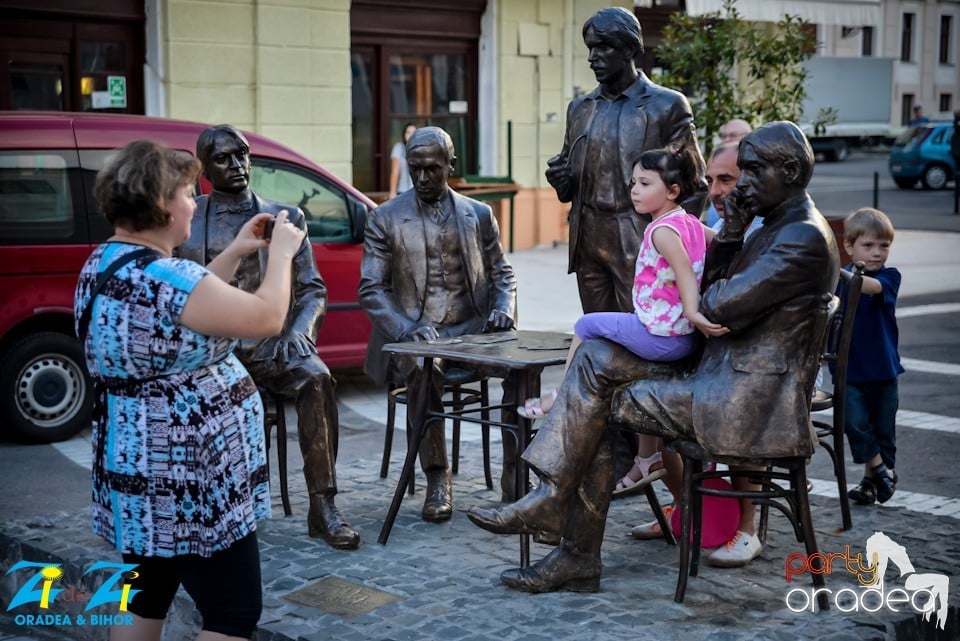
[0,332,92,443]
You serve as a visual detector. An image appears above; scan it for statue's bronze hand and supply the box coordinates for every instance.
[269,333,316,361]
[545,154,572,194]
[720,188,754,240]
[484,309,515,332]
[406,325,440,342]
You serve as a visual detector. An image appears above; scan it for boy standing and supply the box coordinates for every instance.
[841,208,904,505]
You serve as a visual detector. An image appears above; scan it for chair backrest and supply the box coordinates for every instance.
[824,261,865,426]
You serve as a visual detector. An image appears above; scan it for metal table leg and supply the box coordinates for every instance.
[378,357,434,545]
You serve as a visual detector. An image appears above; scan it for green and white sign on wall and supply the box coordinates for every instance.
[107,76,126,108]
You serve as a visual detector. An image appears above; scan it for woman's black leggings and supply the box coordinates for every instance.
[122,531,262,638]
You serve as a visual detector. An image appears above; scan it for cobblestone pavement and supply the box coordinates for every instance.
[2,437,957,641]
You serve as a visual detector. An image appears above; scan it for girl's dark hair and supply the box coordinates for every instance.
[94,139,201,231]
[635,145,700,204]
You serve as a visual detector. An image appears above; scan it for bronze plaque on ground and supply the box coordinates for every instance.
[283,575,404,617]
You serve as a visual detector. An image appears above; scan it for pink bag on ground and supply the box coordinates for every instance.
[670,476,741,548]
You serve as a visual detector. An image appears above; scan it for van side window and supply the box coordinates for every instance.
[249,160,352,244]
[78,149,133,242]
[0,151,82,244]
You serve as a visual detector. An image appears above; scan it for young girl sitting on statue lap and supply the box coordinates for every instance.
[518,144,728,495]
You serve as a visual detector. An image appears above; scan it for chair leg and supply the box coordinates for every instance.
[263,409,272,492]
[480,380,492,490]
[404,419,416,495]
[833,428,852,530]
[381,388,397,479]
[643,483,676,546]
[675,455,697,603]
[275,399,292,517]
[451,386,461,476]
[759,465,771,544]
[794,466,829,611]
[690,461,705,579]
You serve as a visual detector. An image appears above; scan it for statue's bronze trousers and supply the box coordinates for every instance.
[522,339,683,546]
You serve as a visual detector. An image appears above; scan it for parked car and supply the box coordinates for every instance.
[0,111,374,443]
[888,122,956,190]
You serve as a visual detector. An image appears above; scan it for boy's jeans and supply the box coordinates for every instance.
[844,379,899,469]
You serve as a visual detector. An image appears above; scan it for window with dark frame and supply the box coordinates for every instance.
[901,94,915,126]
[901,13,914,62]
[861,26,874,57]
[940,94,953,113]
[940,15,953,64]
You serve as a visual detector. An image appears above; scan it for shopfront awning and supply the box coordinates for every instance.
[683,0,880,26]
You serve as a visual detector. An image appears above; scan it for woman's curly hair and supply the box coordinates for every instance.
[94,139,201,231]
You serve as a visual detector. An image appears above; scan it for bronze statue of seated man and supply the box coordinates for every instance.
[359,126,522,523]
[468,121,840,593]
[177,124,359,550]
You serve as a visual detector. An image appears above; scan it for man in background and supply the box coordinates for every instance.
[705,119,752,226]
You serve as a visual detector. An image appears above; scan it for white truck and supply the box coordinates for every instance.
[799,56,894,162]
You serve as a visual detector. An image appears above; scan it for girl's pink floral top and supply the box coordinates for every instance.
[632,208,706,337]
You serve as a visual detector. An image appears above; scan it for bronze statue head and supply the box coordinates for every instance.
[406,126,456,204]
[582,7,643,80]
[196,124,252,194]
[736,121,813,218]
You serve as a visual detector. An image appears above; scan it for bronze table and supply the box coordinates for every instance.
[378,330,572,566]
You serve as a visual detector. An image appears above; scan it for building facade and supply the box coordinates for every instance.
[2,0,955,250]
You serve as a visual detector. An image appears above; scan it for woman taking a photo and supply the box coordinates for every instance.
[74,139,304,641]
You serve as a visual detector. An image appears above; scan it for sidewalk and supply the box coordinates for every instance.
[2,234,958,641]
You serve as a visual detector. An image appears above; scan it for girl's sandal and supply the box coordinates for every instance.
[613,456,666,498]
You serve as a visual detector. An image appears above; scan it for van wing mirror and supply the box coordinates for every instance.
[348,197,368,243]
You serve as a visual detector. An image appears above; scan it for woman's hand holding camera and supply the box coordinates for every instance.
[230,213,273,256]
[264,210,305,260]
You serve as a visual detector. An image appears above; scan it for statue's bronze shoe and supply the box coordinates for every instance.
[467,482,563,542]
[500,546,601,593]
[308,495,360,550]
[421,469,453,522]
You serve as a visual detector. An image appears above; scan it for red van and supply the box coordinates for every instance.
[0,111,374,442]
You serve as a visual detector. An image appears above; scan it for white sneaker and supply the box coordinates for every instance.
[706,530,762,567]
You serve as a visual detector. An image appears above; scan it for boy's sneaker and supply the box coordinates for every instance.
[875,469,898,504]
[848,477,876,505]
[706,530,762,568]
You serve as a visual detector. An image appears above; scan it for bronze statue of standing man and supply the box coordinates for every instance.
[177,125,359,550]
[547,7,704,314]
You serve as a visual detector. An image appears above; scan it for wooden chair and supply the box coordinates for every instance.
[261,390,292,516]
[810,261,864,530]
[668,295,838,610]
[671,442,828,610]
[380,367,493,495]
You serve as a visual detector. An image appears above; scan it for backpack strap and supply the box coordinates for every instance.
[77,247,159,344]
